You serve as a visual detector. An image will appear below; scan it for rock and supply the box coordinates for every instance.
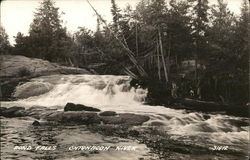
[64,103,100,112]
[25,106,56,119]
[32,120,41,126]
[13,82,53,99]
[0,55,90,100]
[1,106,26,118]
[0,107,7,114]
[45,111,101,125]
[128,130,140,137]
[0,55,90,78]
[202,114,211,120]
[150,121,165,126]
[101,113,150,125]
[99,111,117,116]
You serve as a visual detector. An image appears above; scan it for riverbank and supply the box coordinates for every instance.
[133,79,249,118]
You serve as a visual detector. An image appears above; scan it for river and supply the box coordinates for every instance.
[1,74,249,160]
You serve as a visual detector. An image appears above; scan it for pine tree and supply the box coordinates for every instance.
[14,32,30,56]
[188,0,209,94]
[29,0,70,62]
[168,0,193,63]
[111,0,121,33]
[0,26,11,54]
[237,0,249,57]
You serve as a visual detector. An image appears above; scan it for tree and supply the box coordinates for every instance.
[229,0,250,103]
[111,0,122,33]
[235,0,249,62]
[13,32,30,56]
[168,0,193,64]
[0,26,11,54]
[201,0,236,101]
[28,0,71,62]
[188,0,209,95]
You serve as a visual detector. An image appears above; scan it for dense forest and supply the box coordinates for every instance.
[0,0,249,105]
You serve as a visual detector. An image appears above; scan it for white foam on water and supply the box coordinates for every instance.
[2,74,248,149]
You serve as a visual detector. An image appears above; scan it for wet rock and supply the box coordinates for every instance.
[101,113,150,125]
[25,106,56,119]
[13,82,53,99]
[99,111,117,116]
[228,119,249,127]
[32,120,41,126]
[1,106,26,118]
[46,111,101,125]
[88,124,130,138]
[150,121,164,126]
[128,130,140,137]
[64,103,100,112]
[202,114,211,120]
[0,107,7,114]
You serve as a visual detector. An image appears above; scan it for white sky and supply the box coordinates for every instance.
[0,0,243,45]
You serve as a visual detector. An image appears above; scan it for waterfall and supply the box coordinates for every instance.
[2,74,248,151]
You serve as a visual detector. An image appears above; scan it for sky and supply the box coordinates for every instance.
[0,0,244,45]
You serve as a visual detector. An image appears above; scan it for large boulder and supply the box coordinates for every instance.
[100,113,150,125]
[45,111,101,125]
[0,106,26,118]
[13,82,53,99]
[99,111,117,116]
[64,103,100,112]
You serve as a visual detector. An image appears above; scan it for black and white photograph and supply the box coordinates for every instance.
[0,0,249,159]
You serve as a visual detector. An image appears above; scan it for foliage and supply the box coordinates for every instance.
[0,26,11,54]
[10,0,249,104]
[13,0,72,63]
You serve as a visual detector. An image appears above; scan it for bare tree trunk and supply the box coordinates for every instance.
[195,41,198,93]
[156,42,161,81]
[68,57,73,67]
[87,0,147,78]
[167,34,171,73]
[158,30,168,86]
[136,21,139,56]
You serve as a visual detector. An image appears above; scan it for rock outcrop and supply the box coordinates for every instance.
[99,111,117,116]
[0,103,150,126]
[13,82,53,99]
[0,55,91,100]
[64,103,101,112]
[0,106,26,118]
[0,55,90,79]
[45,111,101,125]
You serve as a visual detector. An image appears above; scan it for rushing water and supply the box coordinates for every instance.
[1,74,249,159]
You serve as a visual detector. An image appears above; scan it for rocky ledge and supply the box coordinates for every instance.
[0,55,91,100]
[0,55,90,79]
[0,102,150,126]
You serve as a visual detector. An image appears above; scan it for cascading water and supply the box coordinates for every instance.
[12,75,148,107]
[3,74,248,155]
